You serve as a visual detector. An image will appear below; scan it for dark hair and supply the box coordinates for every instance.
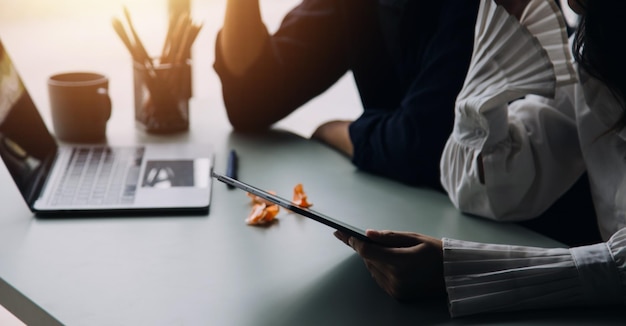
[572,0,626,130]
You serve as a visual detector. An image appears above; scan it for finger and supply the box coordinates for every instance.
[364,259,402,298]
[364,260,391,286]
[339,230,419,261]
[364,260,386,280]
[333,230,351,246]
[352,234,437,264]
[349,236,402,262]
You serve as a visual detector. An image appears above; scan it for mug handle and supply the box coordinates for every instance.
[97,87,112,121]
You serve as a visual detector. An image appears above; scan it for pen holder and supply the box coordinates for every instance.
[133,58,191,134]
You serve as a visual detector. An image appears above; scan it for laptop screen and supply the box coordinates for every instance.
[0,39,59,204]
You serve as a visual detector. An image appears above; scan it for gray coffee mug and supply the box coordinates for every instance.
[48,72,112,143]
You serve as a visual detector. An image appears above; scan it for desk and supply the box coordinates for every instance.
[3,104,626,326]
[0,1,625,325]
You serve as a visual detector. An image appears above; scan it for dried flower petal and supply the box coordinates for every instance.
[292,183,312,208]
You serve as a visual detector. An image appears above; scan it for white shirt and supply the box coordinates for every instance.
[439,50,626,318]
[438,0,626,317]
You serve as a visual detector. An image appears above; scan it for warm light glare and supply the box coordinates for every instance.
[0,0,175,21]
[0,0,196,68]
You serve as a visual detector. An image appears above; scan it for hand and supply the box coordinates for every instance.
[311,120,354,157]
[334,229,445,301]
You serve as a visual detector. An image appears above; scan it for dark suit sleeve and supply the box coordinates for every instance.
[349,0,479,189]
[213,0,350,127]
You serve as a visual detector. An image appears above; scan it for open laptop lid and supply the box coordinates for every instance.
[0,38,59,208]
[0,39,213,215]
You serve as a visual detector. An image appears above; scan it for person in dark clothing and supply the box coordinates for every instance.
[213,0,601,247]
[214,0,480,189]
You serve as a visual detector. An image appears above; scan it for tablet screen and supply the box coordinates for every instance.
[211,172,372,243]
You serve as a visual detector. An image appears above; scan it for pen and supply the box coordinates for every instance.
[226,149,238,189]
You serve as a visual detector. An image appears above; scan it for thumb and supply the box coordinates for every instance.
[366,229,422,248]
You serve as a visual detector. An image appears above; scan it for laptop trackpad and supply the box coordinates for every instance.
[141,159,209,188]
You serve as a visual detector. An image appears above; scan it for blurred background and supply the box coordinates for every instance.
[0,0,362,139]
[0,0,577,139]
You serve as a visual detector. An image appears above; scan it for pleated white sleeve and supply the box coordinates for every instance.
[440,0,584,221]
[440,88,586,221]
[443,227,626,317]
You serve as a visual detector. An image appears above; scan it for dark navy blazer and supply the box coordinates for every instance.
[214,0,480,189]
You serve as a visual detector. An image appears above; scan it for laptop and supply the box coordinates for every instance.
[0,38,214,216]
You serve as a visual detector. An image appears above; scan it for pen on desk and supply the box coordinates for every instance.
[226,149,238,189]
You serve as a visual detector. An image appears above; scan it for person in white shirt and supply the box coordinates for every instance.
[334,0,626,317]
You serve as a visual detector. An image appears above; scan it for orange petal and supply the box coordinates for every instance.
[247,191,276,206]
[292,183,313,208]
[264,204,280,221]
[246,203,267,225]
[246,203,281,225]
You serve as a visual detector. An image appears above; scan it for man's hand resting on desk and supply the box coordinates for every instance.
[311,120,354,157]
[334,230,446,301]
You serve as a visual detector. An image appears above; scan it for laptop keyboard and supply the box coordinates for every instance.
[49,146,145,206]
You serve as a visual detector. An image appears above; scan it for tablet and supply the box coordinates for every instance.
[211,172,373,243]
